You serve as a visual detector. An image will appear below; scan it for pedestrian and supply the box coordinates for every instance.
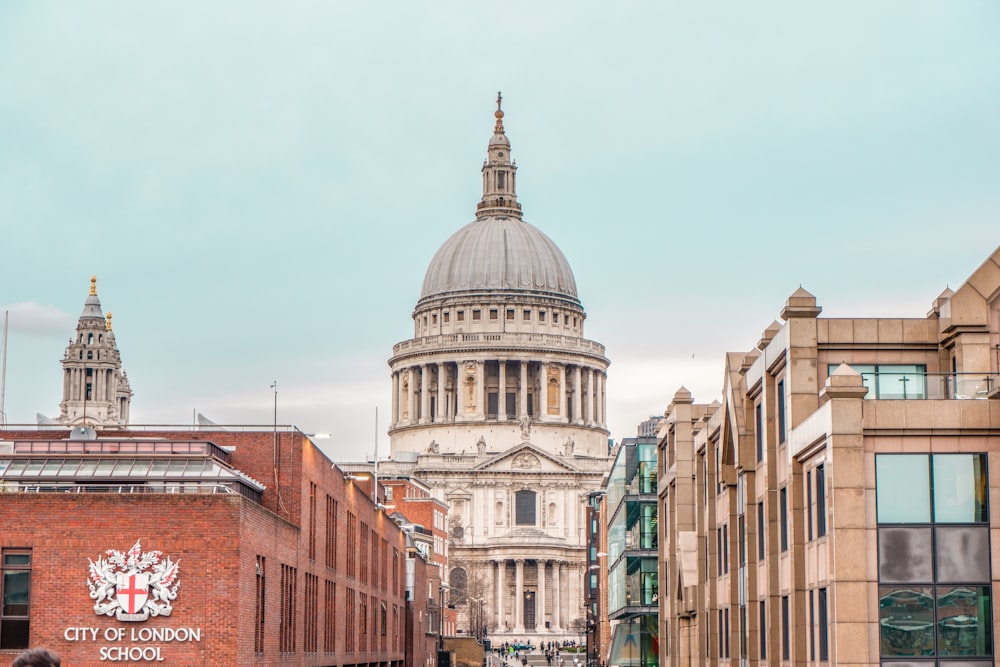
[12,649,60,667]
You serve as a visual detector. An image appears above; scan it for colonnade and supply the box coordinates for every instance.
[489,559,586,635]
[391,359,606,430]
[63,367,116,402]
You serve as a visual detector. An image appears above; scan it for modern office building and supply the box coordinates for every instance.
[606,435,659,667]
[656,247,1000,666]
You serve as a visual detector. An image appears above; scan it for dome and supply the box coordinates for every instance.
[418,216,580,306]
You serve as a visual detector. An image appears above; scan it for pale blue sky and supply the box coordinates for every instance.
[2,2,998,460]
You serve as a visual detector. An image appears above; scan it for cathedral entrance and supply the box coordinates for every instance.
[523,590,536,629]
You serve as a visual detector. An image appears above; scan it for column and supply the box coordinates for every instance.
[553,562,562,631]
[572,365,582,424]
[476,360,486,419]
[519,360,528,419]
[391,372,399,425]
[540,362,549,421]
[514,559,524,633]
[436,363,445,423]
[420,364,431,424]
[585,368,594,426]
[407,368,417,424]
[496,561,505,632]
[498,359,507,420]
[558,364,567,421]
[536,561,546,633]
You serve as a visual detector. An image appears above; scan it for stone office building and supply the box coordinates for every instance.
[656,247,1000,666]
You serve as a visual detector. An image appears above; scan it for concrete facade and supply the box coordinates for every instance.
[655,247,1000,667]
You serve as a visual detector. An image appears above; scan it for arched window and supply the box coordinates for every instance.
[449,567,467,605]
[515,490,536,526]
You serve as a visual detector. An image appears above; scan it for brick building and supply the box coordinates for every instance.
[0,426,409,667]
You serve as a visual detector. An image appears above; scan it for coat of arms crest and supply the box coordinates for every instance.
[87,539,180,621]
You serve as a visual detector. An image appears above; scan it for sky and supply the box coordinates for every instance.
[1,2,998,462]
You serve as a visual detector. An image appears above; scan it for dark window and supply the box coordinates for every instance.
[809,589,815,661]
[324,580,336,653]
[0,550,31,650]
[515,490,536,525]
[818,587,828,660]
[254,556,265,655]
[781,595,789,660]
[807,469,813,540]
[738,515,746,566]
[507,309,515,320]
[776,379,786,443]
[757,502,766,560]
[816,464,826,537]
[759,600,766,660]
[497,170,506,188]
[779,487,788,552]
[489,309,498,320]
[755,402,763,462]
[472,310,481,320]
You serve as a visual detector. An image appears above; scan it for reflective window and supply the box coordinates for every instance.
[878,527,932,583]
[933,454,988,523]
[876,455,931,523]
[935,527,990,583]
[879,586,935,657]
[937,586,992,657]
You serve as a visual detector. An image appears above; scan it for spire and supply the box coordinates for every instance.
[81,275,104,320]
[106,312,113,331]
[494,91,505,133]
[90,275,97,296]
[477,91,522,219]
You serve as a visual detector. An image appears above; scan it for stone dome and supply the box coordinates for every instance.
[418,216,580,306]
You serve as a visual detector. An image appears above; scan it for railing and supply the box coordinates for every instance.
[392,332,606,357]
[859,372,999,400]
[0,482,258,499]
[11,439,233,463]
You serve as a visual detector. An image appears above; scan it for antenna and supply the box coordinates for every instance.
[373,406,379,504]
[0,310,7,426]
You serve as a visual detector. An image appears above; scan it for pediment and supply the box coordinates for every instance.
[473,443,579,473]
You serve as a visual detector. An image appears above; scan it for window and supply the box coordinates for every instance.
[759,600,766,660]
[553,313,559,324]
[254,556,265,655]
[515,489,536,525]
[757,502,766,560]
[807,469,813,540]
[507,309,514,320]
[326,496,338,569]
[472,309,481,320]
[457,310,465,322]
[829,363,927,399]
[432,313,437,324]
[781,595,789,660]
[815,464,826,537]
[818,587,828,661]
[324,580,336,653]
[1,550,31,650]
[876,453,993,659]
[304,573,318,653]
[280,564,297,654]
[539,311,546,322]
[754,402,764,462]
[443,311,450,323]
[779,487,788,552]
[490,309,498,320]
[777,379,786,444]
[523,309,531,320]
[497,170,506,188]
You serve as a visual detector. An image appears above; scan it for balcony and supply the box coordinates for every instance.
[856,371,999,400]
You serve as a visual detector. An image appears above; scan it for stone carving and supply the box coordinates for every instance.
[563,437,575,456]
[428,440,440,454]
[519,415,532,440]
[476,436,487,455]
[511,452,540,469]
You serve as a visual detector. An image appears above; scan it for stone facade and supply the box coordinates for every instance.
[56,276,132,428]
[655,247,1000,666]
[382,97,612,642]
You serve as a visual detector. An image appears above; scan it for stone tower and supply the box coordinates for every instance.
[384,96,611,640]
[57,276,132,427]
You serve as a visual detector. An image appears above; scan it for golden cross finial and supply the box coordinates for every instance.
[89,275,97,296]
[494,91,505,133]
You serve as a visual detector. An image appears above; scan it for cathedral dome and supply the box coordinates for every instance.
[418,217,580,305]
[417,94,580,309]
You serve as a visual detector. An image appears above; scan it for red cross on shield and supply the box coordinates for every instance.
[116,572,149,614]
